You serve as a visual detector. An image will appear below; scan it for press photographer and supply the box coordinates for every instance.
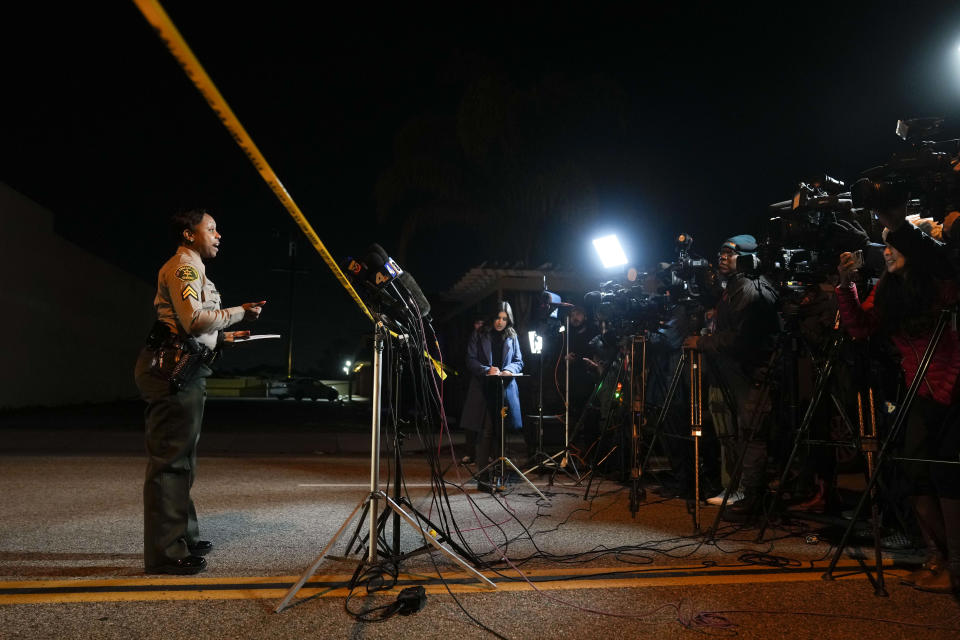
[836,200,960,593]
[683,235,780,522]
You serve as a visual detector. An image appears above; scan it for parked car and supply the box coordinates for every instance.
[269,377,341,402]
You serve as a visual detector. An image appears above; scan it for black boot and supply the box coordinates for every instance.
[932,497,960,594]
[903,495,946,586]
[721,490,764,524]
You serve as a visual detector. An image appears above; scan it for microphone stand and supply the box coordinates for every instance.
[276,317,494,613]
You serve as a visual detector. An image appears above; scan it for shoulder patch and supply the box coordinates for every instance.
[181,284,199,301]
[175,265,200,282]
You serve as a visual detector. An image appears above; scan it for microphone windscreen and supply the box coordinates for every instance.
[363,247,387,269]
[365,243,389,261]
[398,271,431,318]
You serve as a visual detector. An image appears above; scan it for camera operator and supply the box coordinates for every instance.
[836,205,960,594]
[569,311,620,454]
[683,235,780,521]
[566,305,600,433]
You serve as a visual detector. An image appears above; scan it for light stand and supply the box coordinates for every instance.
[525,311,581,481]
[524,322,579,485]
[276,321,495,613]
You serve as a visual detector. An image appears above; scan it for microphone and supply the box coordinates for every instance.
[341,256,368,282]
[363,244,403,288]
[366,243,432,319]
[397,271,431,319]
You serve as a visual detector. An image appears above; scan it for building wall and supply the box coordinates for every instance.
[0,184,155,408]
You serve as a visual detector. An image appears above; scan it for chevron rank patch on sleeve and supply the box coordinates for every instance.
[181,284,199,301]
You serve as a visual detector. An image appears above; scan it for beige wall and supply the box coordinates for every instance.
[0,183,155,408]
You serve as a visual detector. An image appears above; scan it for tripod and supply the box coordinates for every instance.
[628,334,648,517]
[822,308,954,594]
[754,327,861,541]
[473,374,547,499]
[689,348,705,532]
[276,321,495,612]
[638,342,737,526]
[343,342,476,565]
[580,348,631,498]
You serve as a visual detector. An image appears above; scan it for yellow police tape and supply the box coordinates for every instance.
[131,0,373,323]
[132,0,449,379]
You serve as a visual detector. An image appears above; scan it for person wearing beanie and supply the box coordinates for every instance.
[683,234,780,522]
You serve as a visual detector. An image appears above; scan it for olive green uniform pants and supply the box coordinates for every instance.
[135,348,208,570]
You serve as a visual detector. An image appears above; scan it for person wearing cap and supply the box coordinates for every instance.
[837,204,960,593]
[683,234,780,521]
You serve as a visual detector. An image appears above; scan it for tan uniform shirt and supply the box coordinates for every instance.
[155,246,244,350]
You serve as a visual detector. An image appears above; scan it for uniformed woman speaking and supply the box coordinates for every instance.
[134,210,265,574]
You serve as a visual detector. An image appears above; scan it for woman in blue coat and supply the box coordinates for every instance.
[460,301,524,491]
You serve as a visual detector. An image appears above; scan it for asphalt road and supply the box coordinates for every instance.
[0,400,957,639]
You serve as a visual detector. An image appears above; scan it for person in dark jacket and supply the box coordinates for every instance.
[459,301,525,492]
[566,305,600,437]
[683,235,780,520]
[837,209,960,594]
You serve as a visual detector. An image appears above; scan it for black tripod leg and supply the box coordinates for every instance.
[756,336,841,541]
[640,351,688,481]
[580,357,627,498]
[582,391,627,498]
[823,308,950,587]
[345,501,372,555]
[393,497,478,565]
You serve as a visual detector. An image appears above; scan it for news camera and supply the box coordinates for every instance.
[851,117,960,216]
[584,233,717,334]
[585,280,670,330]
[759,174,885,292]
[656,233,719,305]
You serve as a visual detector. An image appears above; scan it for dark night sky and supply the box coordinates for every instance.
[6,1,960,375]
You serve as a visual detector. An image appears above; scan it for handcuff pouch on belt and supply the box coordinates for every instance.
[145,321,219,392]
